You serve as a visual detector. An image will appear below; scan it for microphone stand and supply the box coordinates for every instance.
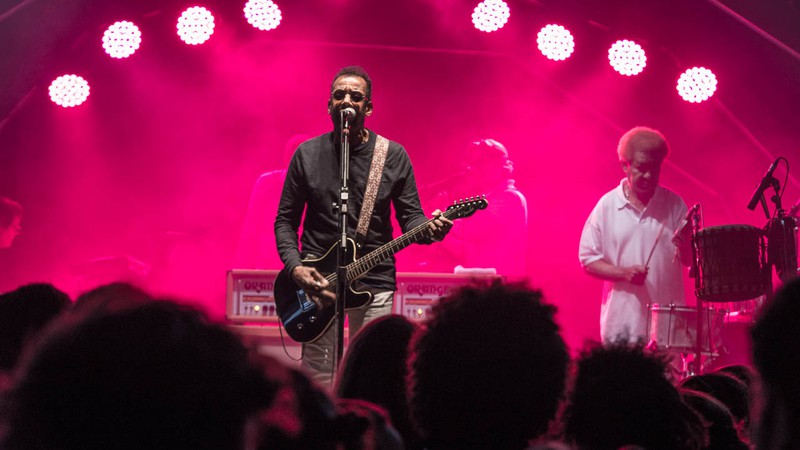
[690,211,704,375]
[334,111,351,380]
[765,175,795,288]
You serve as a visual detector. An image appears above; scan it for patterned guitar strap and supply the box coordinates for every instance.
[355,134,389,249]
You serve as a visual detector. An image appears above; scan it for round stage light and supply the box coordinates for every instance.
[536,24,575,61]
[472,0,510,33]
[48,75,91,107]
[102,21,142,59]
[244,0,282,31]
[177,6,215,45]
[676,67,717,103]
[608,39,646,76]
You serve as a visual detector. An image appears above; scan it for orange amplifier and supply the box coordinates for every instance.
[226,269,280,323]
[226,270,500,324]
[397,272,501,322]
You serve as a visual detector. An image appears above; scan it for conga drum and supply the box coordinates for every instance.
[694,225,769,302]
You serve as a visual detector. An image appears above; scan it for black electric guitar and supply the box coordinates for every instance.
[273,197,488,343]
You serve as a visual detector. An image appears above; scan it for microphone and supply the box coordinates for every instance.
[672,203,700,245]
[747,157,781,210]
[340,107,356,121]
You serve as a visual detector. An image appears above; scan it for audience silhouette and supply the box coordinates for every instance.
[561,342,704,450]
[680,372,751,443]
[0,283,71,389]
[336,314,423,450]
[72,281,153,313]
[1,297,278,450]
[751,277,800,450]
[680,389,749,450]
[0,273,786,450]
[714,363,758,393]
[408,280,569,450]
[248,364,403,449]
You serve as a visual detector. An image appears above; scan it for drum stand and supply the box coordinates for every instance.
[690,212,716,376]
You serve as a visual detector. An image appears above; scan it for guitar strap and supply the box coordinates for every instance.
[355,134,389,249]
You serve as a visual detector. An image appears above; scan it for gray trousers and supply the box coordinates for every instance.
[300,290,394,386]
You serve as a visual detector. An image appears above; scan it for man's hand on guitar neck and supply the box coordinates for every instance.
[291,266,334,300]
[427,209,453,242]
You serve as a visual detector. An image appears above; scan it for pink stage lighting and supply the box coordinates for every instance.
[536,24,575,61]
[608,40,646,76]
[676,67,717,103]
[244,0,282,31]
[48,74,91,107]
[102,21,142,59]
[471,0,510,33]
[177,6,215,45]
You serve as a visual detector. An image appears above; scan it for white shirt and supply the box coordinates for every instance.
[579,179,688,343]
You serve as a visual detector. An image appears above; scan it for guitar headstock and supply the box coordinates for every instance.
[445,196,489,219]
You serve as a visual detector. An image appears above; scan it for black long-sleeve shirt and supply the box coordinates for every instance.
[274,130,429,292]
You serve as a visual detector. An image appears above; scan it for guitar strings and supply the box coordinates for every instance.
[322,199,481,285]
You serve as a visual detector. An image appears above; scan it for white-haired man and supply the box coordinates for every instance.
[579,127,691,344]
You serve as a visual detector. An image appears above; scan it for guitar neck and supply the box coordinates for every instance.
[346,209,460,280]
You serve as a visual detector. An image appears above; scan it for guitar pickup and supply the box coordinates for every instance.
[295,289,316,312]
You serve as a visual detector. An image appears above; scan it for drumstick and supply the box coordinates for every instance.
[644,223,667,269]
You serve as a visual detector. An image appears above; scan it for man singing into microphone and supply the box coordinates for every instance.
[274,66,451,384]
[578,127,692,344]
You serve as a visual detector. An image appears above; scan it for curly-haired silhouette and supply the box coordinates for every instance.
[1,299,278,450]
[561,342,704,450]
[409,280,568,450]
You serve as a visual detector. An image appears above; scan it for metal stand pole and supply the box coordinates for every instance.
[334,111,351,379]
[690,213,703,374]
